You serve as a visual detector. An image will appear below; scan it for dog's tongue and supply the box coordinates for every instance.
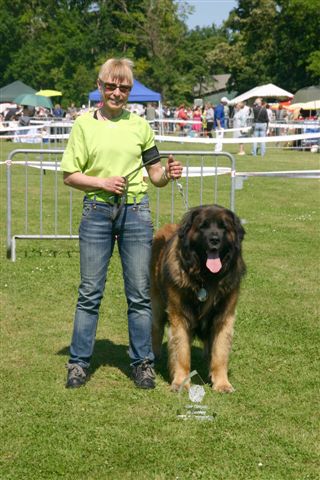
[206,251,222,273]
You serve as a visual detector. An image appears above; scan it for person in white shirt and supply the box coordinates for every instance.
[232,102,248,155]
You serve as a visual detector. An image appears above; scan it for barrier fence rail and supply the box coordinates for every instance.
[2,118,319,150]
[4,149,236,261]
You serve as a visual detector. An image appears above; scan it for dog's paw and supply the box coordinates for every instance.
[171,380,190,392]
[213,382,235,393]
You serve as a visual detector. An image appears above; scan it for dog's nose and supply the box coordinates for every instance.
[209,234,220,247]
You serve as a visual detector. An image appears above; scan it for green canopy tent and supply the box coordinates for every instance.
[292,85,320,104]
[0,80,36,103]
[203,90,237,105]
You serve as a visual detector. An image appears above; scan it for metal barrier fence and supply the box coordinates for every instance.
[4,148,236,261]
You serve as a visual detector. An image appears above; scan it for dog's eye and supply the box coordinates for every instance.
[200,220,209,229]
[218,220,226,229]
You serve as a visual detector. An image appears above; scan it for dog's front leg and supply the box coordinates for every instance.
[167,320,191,391]
[209,311,236,393]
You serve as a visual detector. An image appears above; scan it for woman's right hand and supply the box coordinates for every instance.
[100,176,127,195]
[63,172,126,195]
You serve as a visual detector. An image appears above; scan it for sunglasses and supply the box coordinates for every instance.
[99,80,131,94]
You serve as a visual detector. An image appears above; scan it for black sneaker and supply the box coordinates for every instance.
[131,360,155,389]
[65,363,88,389]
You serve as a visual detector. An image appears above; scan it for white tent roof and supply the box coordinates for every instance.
[229,83,293,105]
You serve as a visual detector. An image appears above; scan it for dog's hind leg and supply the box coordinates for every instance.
[151,298,166,359]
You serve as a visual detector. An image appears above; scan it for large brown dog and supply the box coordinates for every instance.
[151,204,246,393]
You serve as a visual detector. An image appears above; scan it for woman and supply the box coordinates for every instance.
[61,58,182,390]
[232,102,248,155]
[192,106,202,134]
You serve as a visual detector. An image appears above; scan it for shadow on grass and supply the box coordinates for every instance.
[154,342,210,385]
[57,340,210,385]
[57,339,131,378]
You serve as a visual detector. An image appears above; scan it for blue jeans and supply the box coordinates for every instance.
[69,195,155,368]
[252,122,268,156]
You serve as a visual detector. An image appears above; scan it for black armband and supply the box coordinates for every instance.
[142,145,160,166]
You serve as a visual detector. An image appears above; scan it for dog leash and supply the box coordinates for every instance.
[132,154,189,211]
[113,154,188,219]
[112,154,171,220]
[175,180,189,211]
[127,155,189,211]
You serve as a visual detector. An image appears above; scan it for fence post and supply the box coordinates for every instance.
[6,160,12,259]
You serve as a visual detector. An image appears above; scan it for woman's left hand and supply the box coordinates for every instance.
[166,154,183,180]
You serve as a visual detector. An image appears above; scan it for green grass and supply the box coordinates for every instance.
[1,139,320,479]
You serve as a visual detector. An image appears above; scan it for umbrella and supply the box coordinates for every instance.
[292,85,320,104]
[288,102,307,110]
[229,83,293,105]
[14,93,53,109]
[301,99,320,110]
[288,100,320,111]
[36,89,62,97]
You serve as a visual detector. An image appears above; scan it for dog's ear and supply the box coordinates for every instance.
[229,210,245,243]
[178,207,202,274]
[178,207,202,241]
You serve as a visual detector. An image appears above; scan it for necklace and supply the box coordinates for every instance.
[99,109,110,121]
[99,108,123,121]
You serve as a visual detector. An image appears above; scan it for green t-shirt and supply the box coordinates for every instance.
[60,109,155,203]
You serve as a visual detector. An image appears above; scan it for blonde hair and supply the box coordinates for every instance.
[99,58,134,85]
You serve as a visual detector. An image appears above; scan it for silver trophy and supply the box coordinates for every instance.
[176,370,216,421]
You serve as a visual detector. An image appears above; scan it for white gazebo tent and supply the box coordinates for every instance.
[229,83,293,105]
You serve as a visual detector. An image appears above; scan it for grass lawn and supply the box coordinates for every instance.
[1,138,319,479]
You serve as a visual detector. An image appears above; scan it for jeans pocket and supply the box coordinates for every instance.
[82,203,93,217]
[133,202,152,227]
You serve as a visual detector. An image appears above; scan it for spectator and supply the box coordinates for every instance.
[214,97,228,129]
[36,107,49,118]
[251,98,269,157]
[177,104,188,133]
[224,100,230,128]
[18,106,32,127]
[266,104,274,135]
[0,113,6,133]
[205,103,214,137]
[168,106,175,132]
[232,102,248,155]
[192,106,202,134]
[275,104,288,145]
[52,103,64,118]
[146,102,156,128]
[243,101,253,127]
[67,102,78,120]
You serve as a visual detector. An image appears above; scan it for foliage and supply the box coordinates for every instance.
[0,0,319,105]
[266,0,320,91]
[306,50,320,80]
[206,0,320,93]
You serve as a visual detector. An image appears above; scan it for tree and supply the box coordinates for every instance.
[109,0,191,101]
[207,0,279,93]
[272,0,320,90]
[206,0,320,94]
[0,0,117,104]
